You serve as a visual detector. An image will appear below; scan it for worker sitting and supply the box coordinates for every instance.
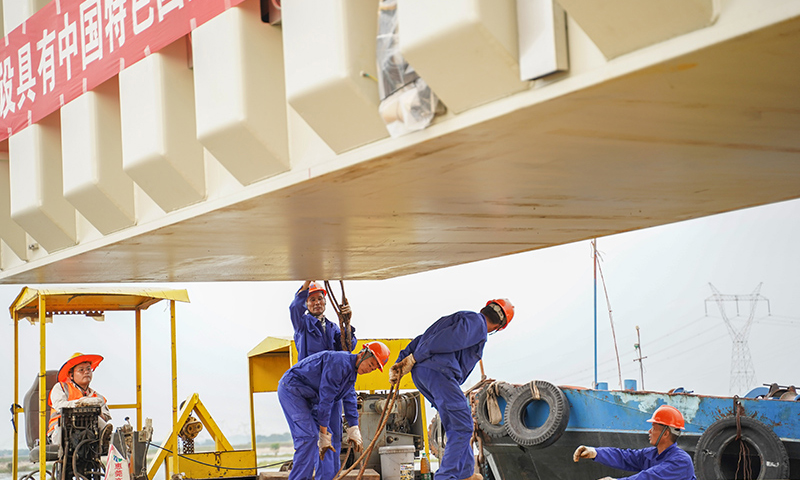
[48,353,113,453]
[278,342,390,480]
[389,299,515,480]
[573,404,696,480]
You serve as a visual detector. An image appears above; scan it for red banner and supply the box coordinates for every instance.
[0,0,246,142]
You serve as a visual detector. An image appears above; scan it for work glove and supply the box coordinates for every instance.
[346,425,363,452]
[341,303,352,318]
[318,430,334,460]
[76,396,105,407]
[394,353,416,380]
[573,445,597,462]
[597,477,616,480]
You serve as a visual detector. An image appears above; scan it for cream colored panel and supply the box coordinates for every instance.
[62,76,135,235]
[192,0,289,185]
[282,0,388,153]
[9,113,76,252]
[398,0,528,113]
[120,39,205,212]
[557,0,719,59]
[2,0,48,33]
[517,0,569,80]
[0,156,28,261]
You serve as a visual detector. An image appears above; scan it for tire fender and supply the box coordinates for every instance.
[504,380,569,448]
[475,382,518,438]
[694,416,789,480]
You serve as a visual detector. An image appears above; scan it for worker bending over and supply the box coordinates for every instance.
[288,281,357,476]
[278,341,390,480]
[48,353,112,450]
[390,299,515,480]
[573,405,696,480]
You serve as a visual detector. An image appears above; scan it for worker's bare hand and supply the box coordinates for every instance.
[573,445,597,462]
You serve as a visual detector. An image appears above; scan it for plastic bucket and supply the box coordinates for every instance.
[378,445,415,480]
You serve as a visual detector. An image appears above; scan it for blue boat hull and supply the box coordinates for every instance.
[480,387,800,480]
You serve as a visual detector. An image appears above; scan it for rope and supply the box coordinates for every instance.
[529,381,540,400]
[732,396,752,480]
[325,280,353,352]
[146,442,290,471]
[335,382,401,480]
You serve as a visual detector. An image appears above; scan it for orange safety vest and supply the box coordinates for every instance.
[47,381,105,435]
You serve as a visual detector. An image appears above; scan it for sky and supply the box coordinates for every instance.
[1,198,799,451]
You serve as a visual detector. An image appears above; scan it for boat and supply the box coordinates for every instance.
[460,379,800,480]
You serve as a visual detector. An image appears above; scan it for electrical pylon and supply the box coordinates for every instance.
[705,283,770,395]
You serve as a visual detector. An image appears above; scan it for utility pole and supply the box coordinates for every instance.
[633,325,647,390]
[705,283,770,395]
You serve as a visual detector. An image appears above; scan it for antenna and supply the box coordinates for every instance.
[705,283,770,395]
[633,325,647,390]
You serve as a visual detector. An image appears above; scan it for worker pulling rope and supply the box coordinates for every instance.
[325,280,353,352]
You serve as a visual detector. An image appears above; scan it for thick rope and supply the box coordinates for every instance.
[335,382,401,480]
[325,280,353,352]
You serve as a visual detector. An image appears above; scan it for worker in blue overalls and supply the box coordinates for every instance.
[390,299,515,480]
[288,281,356,476]
[573,405,696,480]
[278,342,391,480]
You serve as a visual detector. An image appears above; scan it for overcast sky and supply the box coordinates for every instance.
[1,198,798,450]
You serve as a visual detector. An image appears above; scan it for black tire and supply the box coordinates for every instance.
[504,380,569,448]
[694,416,789,480]
[475,382,518,438]
[428,413,447,460]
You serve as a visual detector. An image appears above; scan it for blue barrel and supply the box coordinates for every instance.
[624,379,637,391]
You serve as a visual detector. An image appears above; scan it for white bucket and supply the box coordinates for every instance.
[378,445,415,480]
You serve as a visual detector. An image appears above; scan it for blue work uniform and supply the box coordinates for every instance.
[290,287,355,360]
[397,311,488,480]
[278,351,359,480]
[594,444,697,480]
[288,288,357,478]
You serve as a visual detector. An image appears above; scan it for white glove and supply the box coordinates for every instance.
[76,396,105,407]
[346,425,363,452]
[597,477,616,480]
[573,445,597,462]
[318,430,334,460]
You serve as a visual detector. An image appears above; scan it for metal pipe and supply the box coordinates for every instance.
[136,309,143,430]
[39,295,47,478]
[170,300,179,476]
[593,239,598,389]
[13,311,19,480]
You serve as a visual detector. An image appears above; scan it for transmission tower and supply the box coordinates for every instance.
[705,283,770,395]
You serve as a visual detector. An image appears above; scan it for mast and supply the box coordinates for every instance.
[593,239,598,389]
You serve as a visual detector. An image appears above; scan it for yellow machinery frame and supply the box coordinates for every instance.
[246,337,431,457]
[9,287,190,480]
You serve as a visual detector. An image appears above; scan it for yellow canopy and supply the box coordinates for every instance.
[9,286,190,323]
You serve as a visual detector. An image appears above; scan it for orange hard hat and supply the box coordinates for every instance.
[647,405,685,430]
[58,352,103,383]
[307,282,327,297]
[363,341,391,371]
[486,298,515,331]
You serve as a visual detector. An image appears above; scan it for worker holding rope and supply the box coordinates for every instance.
[278,342,391,480]
[288,281,358,478]
[389,299,515,480]
[573,405,696,480]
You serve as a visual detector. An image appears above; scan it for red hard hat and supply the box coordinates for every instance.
[486,299,514,331]
[307,282,327,297]
[647,405,685,429]
[363,341,391,372]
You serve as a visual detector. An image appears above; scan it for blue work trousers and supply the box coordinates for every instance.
[412,366,474,480]
[277,382,343,480]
